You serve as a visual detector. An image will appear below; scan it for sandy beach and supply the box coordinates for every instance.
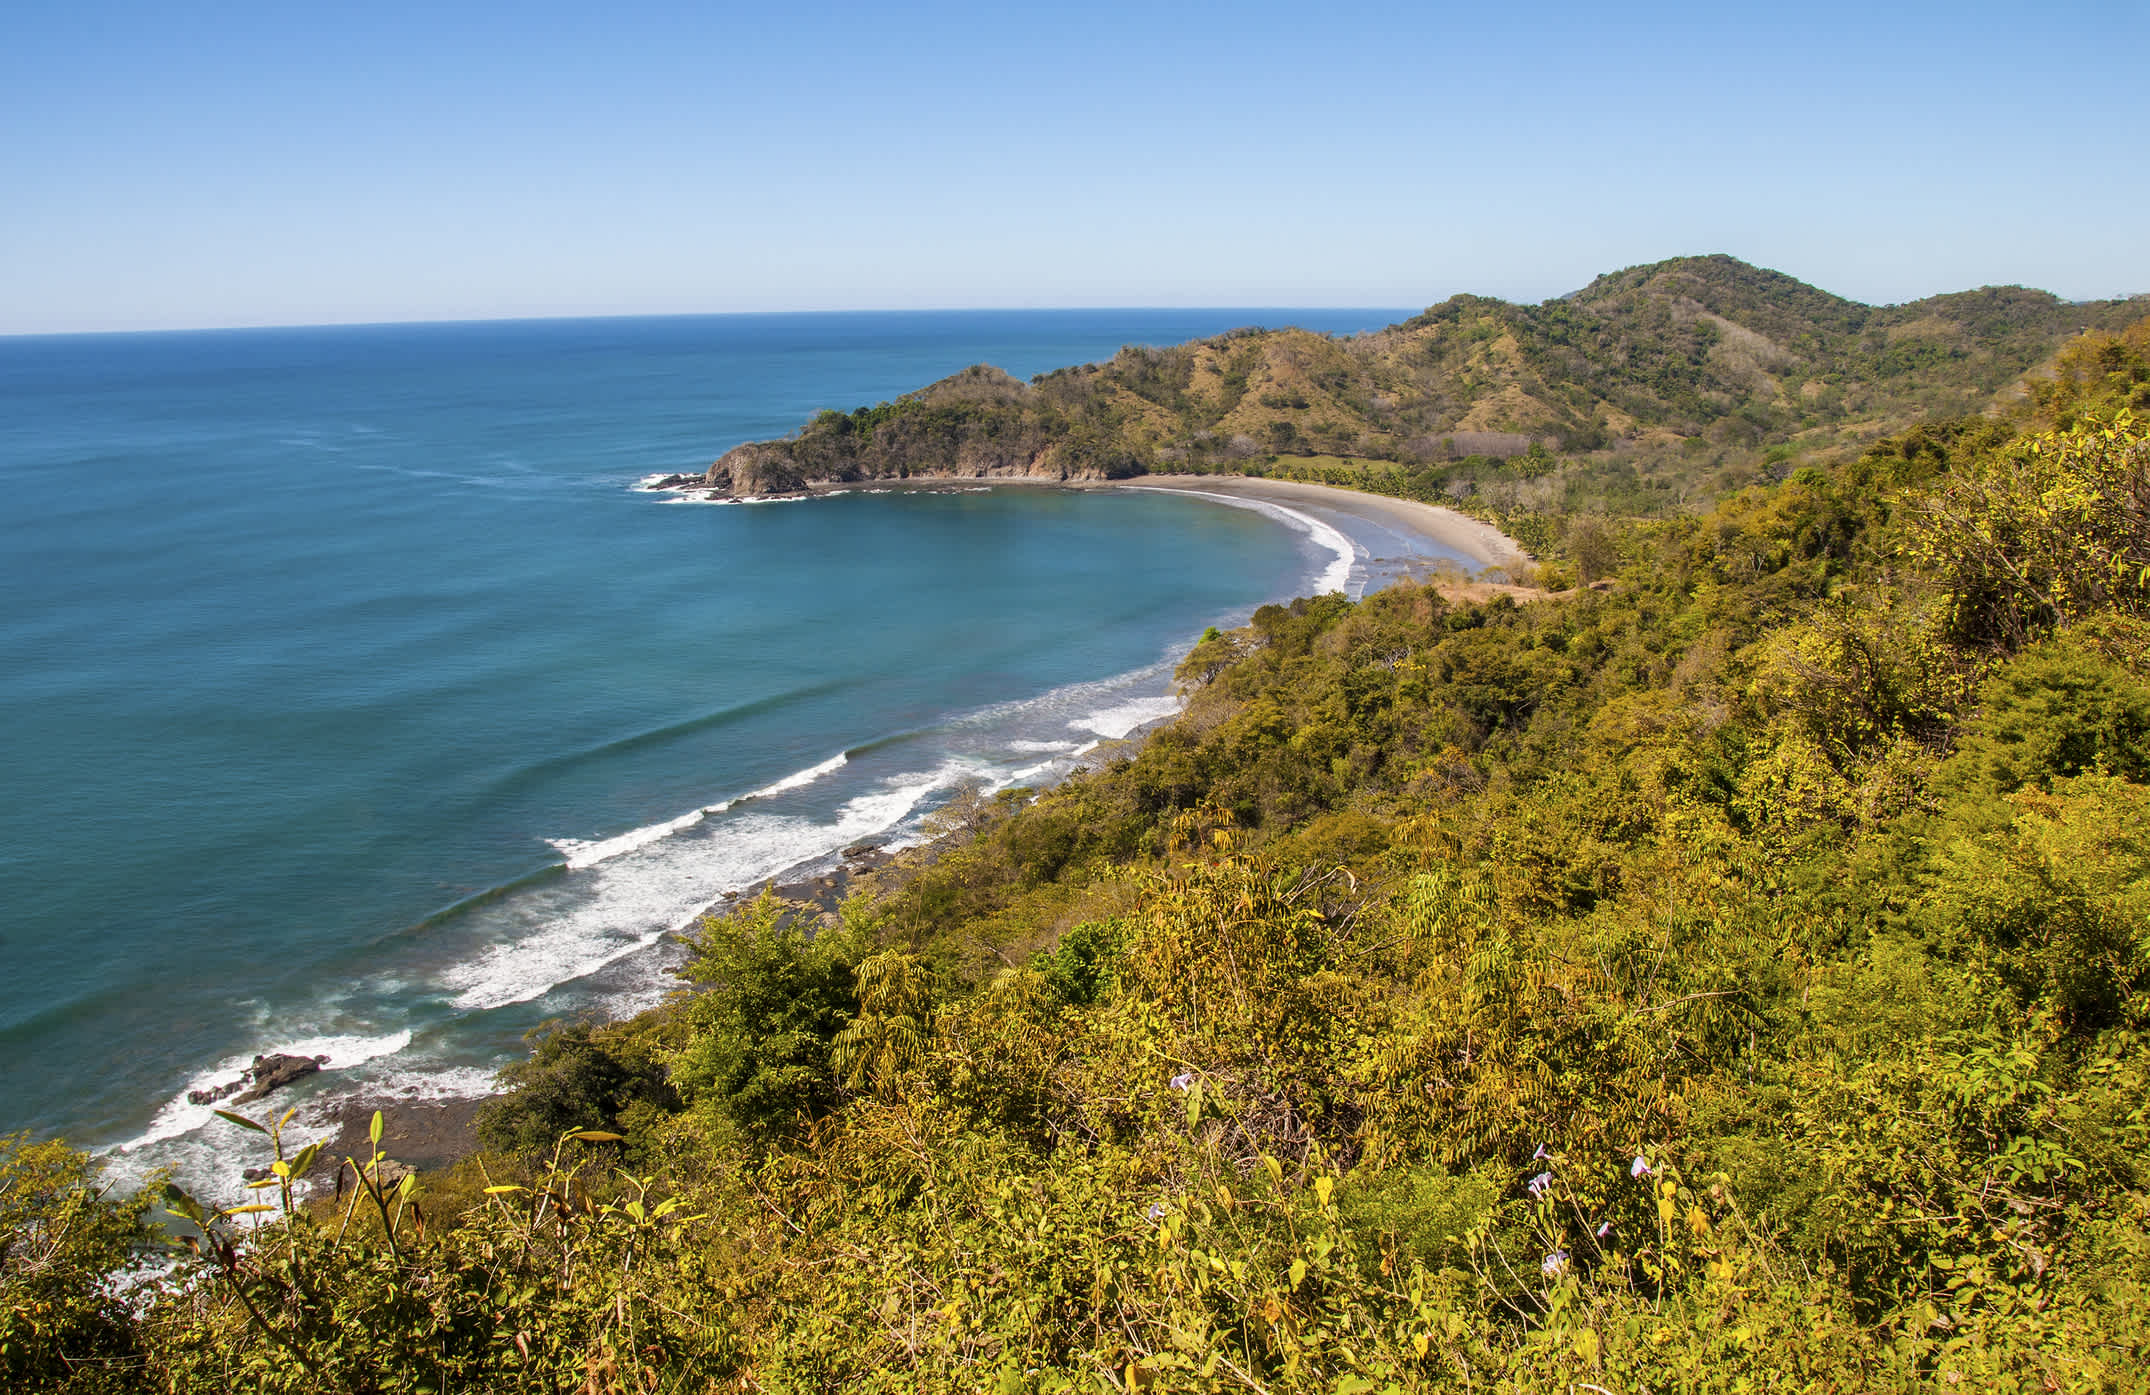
[1118,474,1527,571]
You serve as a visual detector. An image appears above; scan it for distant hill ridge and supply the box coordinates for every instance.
[687,255,2145,504]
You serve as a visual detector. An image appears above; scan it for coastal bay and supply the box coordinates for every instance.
[0,309,1416,1198]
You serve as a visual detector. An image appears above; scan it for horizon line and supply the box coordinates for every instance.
[0,304,1429,343]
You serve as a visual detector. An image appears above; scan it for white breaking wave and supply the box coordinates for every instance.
[349,1062,502,1104]
[1127,487,1359,596]
[440,763,967,1013]
[1071,694,1183,740]
[550,808,707,870]
[1006,739,1082,754]
[547,753,848,870]
[113,1030,415,1155]
[729,751,848,805]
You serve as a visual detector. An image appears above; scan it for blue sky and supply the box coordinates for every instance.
[4,0,2144,332]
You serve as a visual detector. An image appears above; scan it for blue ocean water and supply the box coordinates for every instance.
[0,309,1414,1193]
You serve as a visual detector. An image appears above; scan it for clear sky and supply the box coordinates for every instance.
[4,0,2144,333]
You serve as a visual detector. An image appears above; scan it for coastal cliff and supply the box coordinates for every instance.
[658,364,1144,498]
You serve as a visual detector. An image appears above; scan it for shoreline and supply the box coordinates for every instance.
[294,479,1529,1176]
[645,469,1529,575]
[1112,474,1528,572]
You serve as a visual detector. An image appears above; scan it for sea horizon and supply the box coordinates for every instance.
[0,304,1422,343]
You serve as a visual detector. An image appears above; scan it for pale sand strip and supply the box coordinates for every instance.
[1119,474,1528,570]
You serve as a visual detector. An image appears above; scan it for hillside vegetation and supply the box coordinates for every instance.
[6,312,2150,1394]
[696,257,2143,543]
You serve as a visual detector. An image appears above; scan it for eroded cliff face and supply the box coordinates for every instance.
[697,441,1115,496]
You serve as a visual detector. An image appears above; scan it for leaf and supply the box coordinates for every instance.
[161,1182,208,1224]
[484,1185,529,1195]
[213,1110,267,1134]
[369,1110,384,1146]
[568,1129,626,1143]
[223,1203,277,1216]
[1289,1258,1308,1289]
[1184,1080,1204,1127]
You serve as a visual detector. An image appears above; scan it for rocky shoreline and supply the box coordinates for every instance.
[294,479,1523,1183]
[303,843,900,1174]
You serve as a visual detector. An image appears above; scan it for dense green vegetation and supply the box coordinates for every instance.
[6,319,2149,1393]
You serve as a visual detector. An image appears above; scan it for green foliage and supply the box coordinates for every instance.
[1903,409,2150,648]
[473,1016,680,1159]
[667,889,866,1145]
[0,1134,150,1393]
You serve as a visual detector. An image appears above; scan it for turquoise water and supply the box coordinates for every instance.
[0,310,1412,1193]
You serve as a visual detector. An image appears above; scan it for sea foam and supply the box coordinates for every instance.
[1128,487,1359,596]
[114,1030,415,1154]
[440,763,965,1013]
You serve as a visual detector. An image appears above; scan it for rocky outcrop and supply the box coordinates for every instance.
[680,362,1144,498]
[188,1052,329,1107]
[705,442,810,497]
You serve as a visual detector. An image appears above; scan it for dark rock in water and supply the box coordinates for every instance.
[233,1052,327,1104]
[188,1078,246,1106]
[842,840,885,859]
[644,473,694,490]
[240,1166,272,1183]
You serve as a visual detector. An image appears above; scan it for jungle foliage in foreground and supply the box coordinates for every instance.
[6,329,2150,1392]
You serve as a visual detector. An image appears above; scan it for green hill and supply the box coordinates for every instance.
[689,256,2144,537]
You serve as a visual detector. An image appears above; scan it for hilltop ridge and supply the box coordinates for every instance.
[680,255,2142,521]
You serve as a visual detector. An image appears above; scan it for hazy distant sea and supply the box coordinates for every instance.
[0,309,1413,1196]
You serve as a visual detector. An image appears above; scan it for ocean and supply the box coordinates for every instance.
[0,309,1423,1197]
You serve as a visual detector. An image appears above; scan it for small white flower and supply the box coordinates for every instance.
[1541,1249,1569,1278]
[1595,1220,1614,1240]
[1169,1072,1197,1093]
[1525,1171,1553,1200]
[1146,1202,1167,1221]
[1630,1155,1652,1179]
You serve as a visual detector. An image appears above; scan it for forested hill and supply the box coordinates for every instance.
[691,255,2144,520]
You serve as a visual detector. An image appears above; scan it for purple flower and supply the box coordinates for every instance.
[1525,1171,1553,1200]
[1595,1220,1614,1240]
[1541,1249,1569,1278]
[1531,1142,1550,1162]
[1169,1072,1197,1094]
[1146,1202,1168,1221]
[1630,1155,1652,1179]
